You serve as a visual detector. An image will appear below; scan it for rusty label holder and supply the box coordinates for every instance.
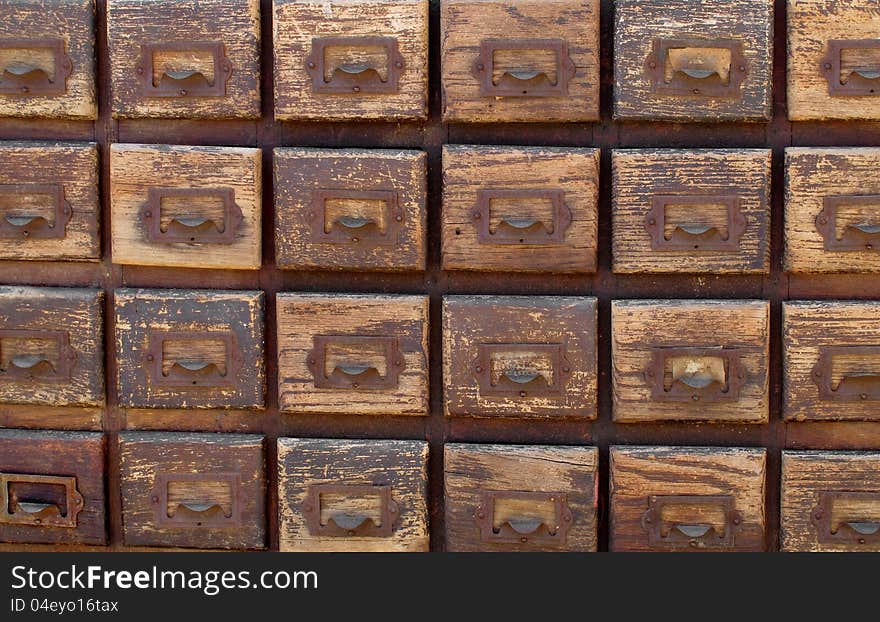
[645,38,748,97]
[0,473,83,528]
[645,194,746,251]
[150,473,242,528]
[474,490,572,545]
[816,195,880,251]
[811,491,880,545]
[645,347,744,403]
[307,335,405,390]
[308,189,402,246]
[473,189,572,245]
[471,38,576,97]
[822,40,880,96]
[301,484,400,537]
[144,330,241,388]
[137,42,232,97]
[305,36,404,95]
[811,345,880,401]
[0,38,72,96]
[0,183,72,240]
[139,187,243,245]
[472,343,571,398]
[641,495,743,550]
[0,329,77,382]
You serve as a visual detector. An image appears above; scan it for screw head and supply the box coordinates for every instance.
[476,511,484,519]
[861,393,869,400]
[348,530,355,536]
[395,214,403,222]
[20,86,29,94]
[395,359,403,366]
[179,89,187,96]
[649,61,657,68]
[146,354,154,361]
[733,517,741,525]
[22,230,28,237]
[144,210,152,218]
[151,495,159,503]
[520,536,527,543]
[825,63,832,70]
[475,365,483,373]
[689,540,698,548]
[739,65,746,72]
[352,382,359,389]
[519,390,527,397]
[645,516,652,523]
[562,366,570,373]
[818,215,828,224]
[75,498,82,505]
[395,61,403,68]
[351,237,359,243]
[647,217,656,225]
[692,394,700,401]
[352,86,361,93]
[473,212,482,220]
[307,62,316,69]
[34,518,41,524]
[476,63,485,71]
[136,67,144,75]
[860,538,866,544]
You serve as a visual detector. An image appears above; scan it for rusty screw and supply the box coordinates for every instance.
[520,536,527,543]
[34,518,41,524]
[689,540,698,548]
[476,510,484,519]
[519,390,527,397]
[395,214,403,222]
[179,89,187,96]
[825,63,832,70]
[351,237,359,243]
[20,86,29,94]
[692,394,700,401]
[739,65,746,72]
[817,215,828,224]
[476,63,485,71]
[859,538,866,544]
[144,210,152,218]
[861,393,869,400]
[352,382,359,388]
[307,62,316,69]
[693,88,700,94]
[475,365,483,373]
[647,217,656,225]
[473,212,482,220]
[648,61,657,68]
[22,230,28,237]
[146,354,154,362]
[352,86,361,93]
[151,495,159,503]
[395,61,403,68]
[136,67,144,75]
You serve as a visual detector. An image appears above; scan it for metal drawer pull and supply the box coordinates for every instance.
[140,187,243,245]
[137,42,232,97]
[471,38,576,97]
[0,473,83,528]
[473,189,571,245]
[645,347,744,402]
[0,38,72,96]
[307,335,405,390]
[472,343,571,397]
[0,183,72,239]
[0,329,77,382]
[474,491,572,544]
[812,345,880,401]
[305,36,404,94]
[144,331,241,388]
[822,40,880,96]
[645,194,746,251]
[816,195,880,251]
[645,38,748,97]
[301,484,399,537]
[641,495,743,549]
[151,473,241,528]
[812,491,880,545]
[309,189,402,246]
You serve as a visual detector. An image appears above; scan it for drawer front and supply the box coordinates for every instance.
[441,0,599,123]
[277,438,428,552]
[442,145,599,274]
[119,432,266,550]
[443,296,597,419]
[0,0,96,119]
[107,0,260,119]
[610,446,766,552]
[276,294,429,415]
[0,142,99,262]
[612,149,771,274]
[785,147,880,273]
[782,451,880,552]
[110,144,262,270]
[0,286,103,407]
[444,443,598,552]
[0,430,105,545]
[273,0,428,121]
[612,300,769,423]
[614,0,773,122]
[115,289,265,409]
[274,148,427,271]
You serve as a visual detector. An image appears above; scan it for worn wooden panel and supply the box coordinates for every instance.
[444,443,597,552]
[442,145,599,273]
[0,0,96,119]
[107,0,260,119]
[440,0,600,123]
[274,148,426,271]
[610,446,766,552]
[278,438,428,552]
[110,144,261,270]
[119,432,265,549]
[0,429,105,545]
[115,288,265,410]
[612,300,769,423]
[614,0,773,121]
[273,0,428,121]
[0,405,102,431]
[277,293,429,415]
[612,149,771,274]
[443,295,597,419]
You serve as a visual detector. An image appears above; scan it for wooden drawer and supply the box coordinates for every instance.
[613,0,773,122]
[0,141,99,262]
[276,294,429,415]
[107,0,260,119]
[0,286,103,407]
[277,438,428,552]
[610,446,766,552]
[110,144,262,271]
[612,149,771,274]
[441,145,599,274]
[785,148,880,273]
[274,148,426,272]
[443,296,597,419]
[119,432,266,550]
[782,451,880,551]
[114,289,265,410]
[0,430,105,545]
[0,0,96,119]
[273,0,428,121]
[444,443,598,552]
[440,0,600,123]
[612,300,769,423]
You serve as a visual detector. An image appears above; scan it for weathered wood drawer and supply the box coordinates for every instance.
[114,289,265,410]
[120,432,265,550]
[440,0,600,123]
[277,438,428,552]
[612,300,769,423]
[612,149,772,274]
[0,286,103,407]
[274,148,427,272]
[785,148,880,273]
[783,301,880,421]
[273,0,428,121]
[110,144,262,271]
[277,293,429,415]
[0,0,96,119]
[107,0,260,119]
[0,430,105,545]
[444,443,598,552]
[0,141,99,262]
[610,446,766,552]
[614,0,773,122]
[782,451,880,552]
[442,145,599,274]
[443,296,597,419]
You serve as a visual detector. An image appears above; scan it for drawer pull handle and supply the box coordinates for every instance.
[144,331,241,388]
[641,495,743,550]
[816,195,880,251]
[301,484,400,537]
[822,40,880,96]
[0,38,72,96]
[305,36,404,94]
[307,335,405,390]
[309,189,403,246]
[474,491,572,544]
[645,347,744,402]
[151,473,241,528]
[140,187,243,245]
[137,42,232,97]
[471,38,576,97]
[0,473,83,528]
[811,345,880,401]
[0,184,72,239]
[811,491,880,545]
[645,38,748,97]
[0,329,77,382]
[645,194,746,251]
[473,189,572,245]
[471,343,571,397]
